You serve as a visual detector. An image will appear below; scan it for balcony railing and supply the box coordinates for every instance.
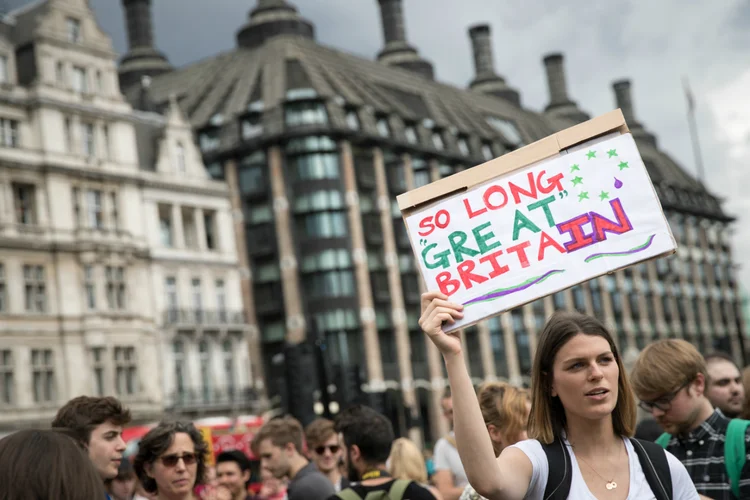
[167,385,260,413]
[163,308,245,326]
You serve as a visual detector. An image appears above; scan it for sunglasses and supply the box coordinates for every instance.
[314,445,340,455]
[158,452,198,467]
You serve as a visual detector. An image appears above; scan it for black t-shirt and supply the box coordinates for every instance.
[328,479,436,500]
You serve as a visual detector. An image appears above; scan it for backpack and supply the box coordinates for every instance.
[655,418,750,498]
[542,437,672,500]
[336,479,412,500]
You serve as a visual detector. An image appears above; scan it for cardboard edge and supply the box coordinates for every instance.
[397,109,630,215]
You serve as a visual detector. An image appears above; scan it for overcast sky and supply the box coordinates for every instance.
[11,0,750,292]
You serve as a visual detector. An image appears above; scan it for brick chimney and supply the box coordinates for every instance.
[467,24,520,106]
[118,0,172,91]
[376,0,434,80]
[540,53,589,124]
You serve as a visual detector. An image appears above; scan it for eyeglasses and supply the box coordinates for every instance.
[158,452,198,468]
[314,445,340,455]
[638,380,691,413]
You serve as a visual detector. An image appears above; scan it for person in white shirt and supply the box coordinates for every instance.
[419,291,699,499]
[432,388,468,500]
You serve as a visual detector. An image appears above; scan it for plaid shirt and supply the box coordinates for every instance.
[663,410,750,499]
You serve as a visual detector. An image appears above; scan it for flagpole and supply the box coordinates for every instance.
[683,77,705,182]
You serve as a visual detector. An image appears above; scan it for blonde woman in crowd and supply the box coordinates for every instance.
[388,437,444,500]
[459,382,530,500]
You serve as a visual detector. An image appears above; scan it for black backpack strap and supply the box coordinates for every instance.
[630,438,672,500]
[541,437,572,500]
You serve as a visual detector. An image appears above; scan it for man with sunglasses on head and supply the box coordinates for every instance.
[305,418,350,492]
[632,339,750,500]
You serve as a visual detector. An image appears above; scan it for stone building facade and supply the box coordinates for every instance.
[0,0,255,430]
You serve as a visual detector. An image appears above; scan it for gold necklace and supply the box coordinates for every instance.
[571,442,622,491]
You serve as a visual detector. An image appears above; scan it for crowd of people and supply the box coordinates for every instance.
[1,289,750,499]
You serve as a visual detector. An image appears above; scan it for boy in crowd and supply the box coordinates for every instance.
[252,416,335,500]
[632,339,750,499]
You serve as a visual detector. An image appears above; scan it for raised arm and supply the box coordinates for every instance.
[419,292,532,500]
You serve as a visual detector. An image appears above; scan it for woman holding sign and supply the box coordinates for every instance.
[418,291,698,500]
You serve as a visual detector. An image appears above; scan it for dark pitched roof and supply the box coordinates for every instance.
[133,34,731,222]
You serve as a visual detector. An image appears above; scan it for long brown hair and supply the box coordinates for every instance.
[527,310,637,444]
[0,429,106,500]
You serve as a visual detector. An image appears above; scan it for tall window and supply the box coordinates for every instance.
[0,350,12,405]
[301,249,355,298]
[64,118,73,152]
[86,190,103,229]
[204,211,216,250]
[215,280,226,321]
[114,347,137,396]
[182,208,197,249]
[12,183,36,225]
[222,339,234,398]
[84,265,96,310]
[192,278,202,322]
[173,340,185,401]
[158,204,173,247]
[91,347,105,396]
[66,18,82,43]
[106,266,126,310]
[0,264,6,313]
[109,192,118,230]
[56,61,65,84]
[95,70,103,92]
[102,125,110,159]
[199,340,212,402]
[71,66,87,93]
[0,118,18,148]
[82,123,95,157]
[0,55,8,83]
[23,265,45,313]
[165,277,178,322]
[31,349,55,403]
[175,142,186,173]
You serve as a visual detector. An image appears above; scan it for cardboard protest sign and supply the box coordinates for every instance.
[397,110,676,332]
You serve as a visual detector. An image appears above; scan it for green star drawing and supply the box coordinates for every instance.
[599,190,610,201]
[618,161,629,171]
[570,164,580,172]
[586,150,596,159]
[571,176,583,186]
[578,191,589,202]
[607,149,618,158]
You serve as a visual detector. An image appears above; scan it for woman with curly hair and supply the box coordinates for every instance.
[133,421,228,500]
